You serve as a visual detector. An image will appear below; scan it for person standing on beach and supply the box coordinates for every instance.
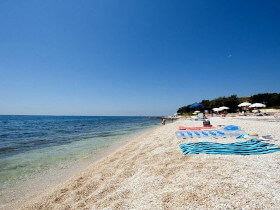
[162,118,166,125]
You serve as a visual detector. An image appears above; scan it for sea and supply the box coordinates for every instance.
[0,115,161,191]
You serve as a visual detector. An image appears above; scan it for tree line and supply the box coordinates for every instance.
[177,93,280,115]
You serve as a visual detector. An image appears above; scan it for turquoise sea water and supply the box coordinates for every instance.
[0,115,160,190]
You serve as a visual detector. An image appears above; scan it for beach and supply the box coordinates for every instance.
[2,0,279,209]
[3,116,280,209]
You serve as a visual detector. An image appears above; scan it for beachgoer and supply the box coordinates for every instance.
[162,118,166,125]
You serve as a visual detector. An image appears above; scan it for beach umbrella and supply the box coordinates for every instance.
[190,103,203,109]
[249,103,266,108]
[219,106,229,110]
[238,102,251,107]
[194,110,200,113]
[213,108,222,112]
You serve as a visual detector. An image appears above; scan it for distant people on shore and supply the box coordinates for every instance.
[162,118,166,125]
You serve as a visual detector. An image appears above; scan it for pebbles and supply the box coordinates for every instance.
[17,116,280,209]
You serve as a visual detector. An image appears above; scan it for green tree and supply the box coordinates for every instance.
[177,105,191,115]
[201,100,211,110]
[224,95,239,112]
[250,93,280,107]
[177,93,280,114]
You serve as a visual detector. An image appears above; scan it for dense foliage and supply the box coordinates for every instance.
[177,93,280,115]
[250,93,280,107]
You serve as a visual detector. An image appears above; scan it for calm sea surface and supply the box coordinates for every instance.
[0,115,160,190]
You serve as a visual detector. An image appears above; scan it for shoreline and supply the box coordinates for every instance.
[3,117,280,209]
[0,124,160,209]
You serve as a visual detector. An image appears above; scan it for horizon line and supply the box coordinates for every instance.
[0,114,164,117]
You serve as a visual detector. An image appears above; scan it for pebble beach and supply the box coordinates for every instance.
[4,116,280,209]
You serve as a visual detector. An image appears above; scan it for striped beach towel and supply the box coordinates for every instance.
[179,140,280,155]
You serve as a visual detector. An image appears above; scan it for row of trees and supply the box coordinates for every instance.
[177,93,280,115]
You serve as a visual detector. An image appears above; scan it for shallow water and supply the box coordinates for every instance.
[0,115,160,190]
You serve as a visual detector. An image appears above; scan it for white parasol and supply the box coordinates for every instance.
[219,106,229,110]
[238,102,251,107]
[249,103,266,108]
[213,108,222,112]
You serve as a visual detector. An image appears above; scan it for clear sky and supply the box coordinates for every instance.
[0,0,279,116]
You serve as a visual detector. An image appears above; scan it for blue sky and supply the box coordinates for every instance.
[0,0,279,116]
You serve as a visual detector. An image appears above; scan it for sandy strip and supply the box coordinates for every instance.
[7,117,280,209]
